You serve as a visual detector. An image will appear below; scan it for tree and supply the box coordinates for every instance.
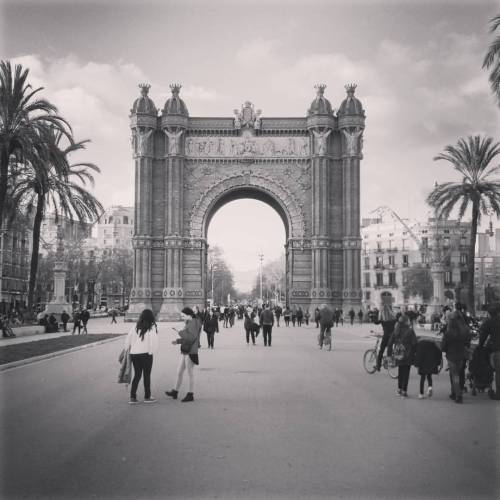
[11,126,103,311]
[483,15,500,106]
[402,264,433,302]
[250,254,286,302]
[0,61,69,225]
[206,246,237,305]
[427,135,500,313]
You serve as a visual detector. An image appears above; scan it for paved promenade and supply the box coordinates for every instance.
[0,318,498,499]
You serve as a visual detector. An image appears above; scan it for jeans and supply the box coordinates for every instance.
[175,355,195,393]
[245,329,255,344]
[419,374,433,394]
[206,332,214,348]
[319,324,331,347]
[376,334,390,369]
[130,353,153,399]
[447,358,464,398]
[263,324,272,346]
[398,364,411,392]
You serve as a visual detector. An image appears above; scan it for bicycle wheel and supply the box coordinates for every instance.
[363,349,377,374]
[386,357,398,379]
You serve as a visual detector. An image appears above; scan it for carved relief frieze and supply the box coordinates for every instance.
[185,136,310,158]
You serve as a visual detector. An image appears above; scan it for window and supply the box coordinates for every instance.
[364,273,371,288]
[388,255,395,266]
[460,253,467,264]
[402,239,407,250]
[364,257,370,269]
[375,256,383,267]
[443,237,450,248]
[445,271,452,285]
[402,254,409,267]
[365,291,371,300]
[123,216,128,225]
[421,237,428,248]
[377,241,382,251]
[108,216,113,224]
[389,272,396,286]
[421,253,428,264]
[376,273,383,286]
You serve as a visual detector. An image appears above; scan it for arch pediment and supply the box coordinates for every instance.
[188,172,306,241]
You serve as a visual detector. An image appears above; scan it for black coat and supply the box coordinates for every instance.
[414,339,442,375]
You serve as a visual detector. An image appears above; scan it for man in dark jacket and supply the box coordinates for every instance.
[61,310,70,332]
[318,304,334,350]
[479,303,500,400]
[260,304,274,347]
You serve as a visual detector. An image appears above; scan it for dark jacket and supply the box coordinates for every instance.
[260,309,274,326]
[381,319,397,337]
[414,339,442,375]
[441,312,471,362]
[319,306,334,328]
[479,314,500,352]
[388,322,417,366]
[203,315,219,335]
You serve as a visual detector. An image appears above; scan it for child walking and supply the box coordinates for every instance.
[414,338,443,399]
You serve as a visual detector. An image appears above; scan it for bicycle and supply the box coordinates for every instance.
[363,333,398,379]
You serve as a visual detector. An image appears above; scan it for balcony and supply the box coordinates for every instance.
[387,247,398,253]
[373,264,384,270]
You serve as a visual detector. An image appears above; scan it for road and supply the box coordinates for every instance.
[0,318,498,499]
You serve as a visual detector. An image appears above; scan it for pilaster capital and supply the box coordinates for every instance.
[311,237,342,249]
[287,238,311,250]
[342,237,362,249]
[132,237,153,249]
[164,235,184,248]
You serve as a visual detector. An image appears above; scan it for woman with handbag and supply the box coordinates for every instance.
[165,307,202,402]
[388,313,417,397]
[124,308,159,404]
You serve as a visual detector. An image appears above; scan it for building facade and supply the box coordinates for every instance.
[361,217,471,310]
[474,228,500,309]
[96,206,134,250]
[0,217,31,314]
[128,83,366,320]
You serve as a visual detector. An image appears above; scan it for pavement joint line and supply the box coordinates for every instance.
[0,335,123,372]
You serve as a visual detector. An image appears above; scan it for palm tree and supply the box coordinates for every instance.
[11,126,103,310]
[483,15,500,105]
[0,60,69,226]
[427,135,500,313]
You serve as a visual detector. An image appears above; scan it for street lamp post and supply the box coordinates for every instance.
[259,251,264,303]
[211,264,217,306]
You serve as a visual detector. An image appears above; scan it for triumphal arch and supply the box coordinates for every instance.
[127,83,365,320]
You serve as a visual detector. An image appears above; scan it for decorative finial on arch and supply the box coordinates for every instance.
[314,83,327,95]
[345,83,357,96]
[170,83,182,95]
[139,83,151,96]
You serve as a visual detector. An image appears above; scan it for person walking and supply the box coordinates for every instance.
[291,305,297,327]
[358,309,364,324]
[124,308,159,404]
[203,309,218,349]
[348,308,355,326]
[304,309,310,326]
[283,306,291,327]
[110,309,118,324]
[71,310,81,335]
[61,310,70,332]
[375,304,397,372]
[318,304,334,350]
[260,303,275,347]
[274,305,282,327]
[388,313,417,397]
[441,309,472,403]
[80,308,90,334]
[244,311,256,345]
[296,307,303,327]
[414,339,442,399]
[165,307,201,402]
[479,302,500,400]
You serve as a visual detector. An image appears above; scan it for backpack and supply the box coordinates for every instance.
[393,343,407,361]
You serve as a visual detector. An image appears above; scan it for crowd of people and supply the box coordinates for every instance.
[119,300,500,407]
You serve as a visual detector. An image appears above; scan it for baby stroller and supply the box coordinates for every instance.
[467,346,495,397]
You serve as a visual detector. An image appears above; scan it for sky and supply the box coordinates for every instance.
[2,0,499,291]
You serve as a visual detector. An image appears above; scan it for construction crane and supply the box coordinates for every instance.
[370,206,422,248]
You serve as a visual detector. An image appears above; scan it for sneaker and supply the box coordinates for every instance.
[144,397,157,404]
[129,397,139,405]
[427,387,433,397]
[402,392,408,398]
[455,396,463,404]
[396,389,402,397]
[418,394,425,399]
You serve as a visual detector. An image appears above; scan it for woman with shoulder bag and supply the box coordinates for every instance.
[124,309,159,405]
[165,307,202,402]
[388,313,418,397]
